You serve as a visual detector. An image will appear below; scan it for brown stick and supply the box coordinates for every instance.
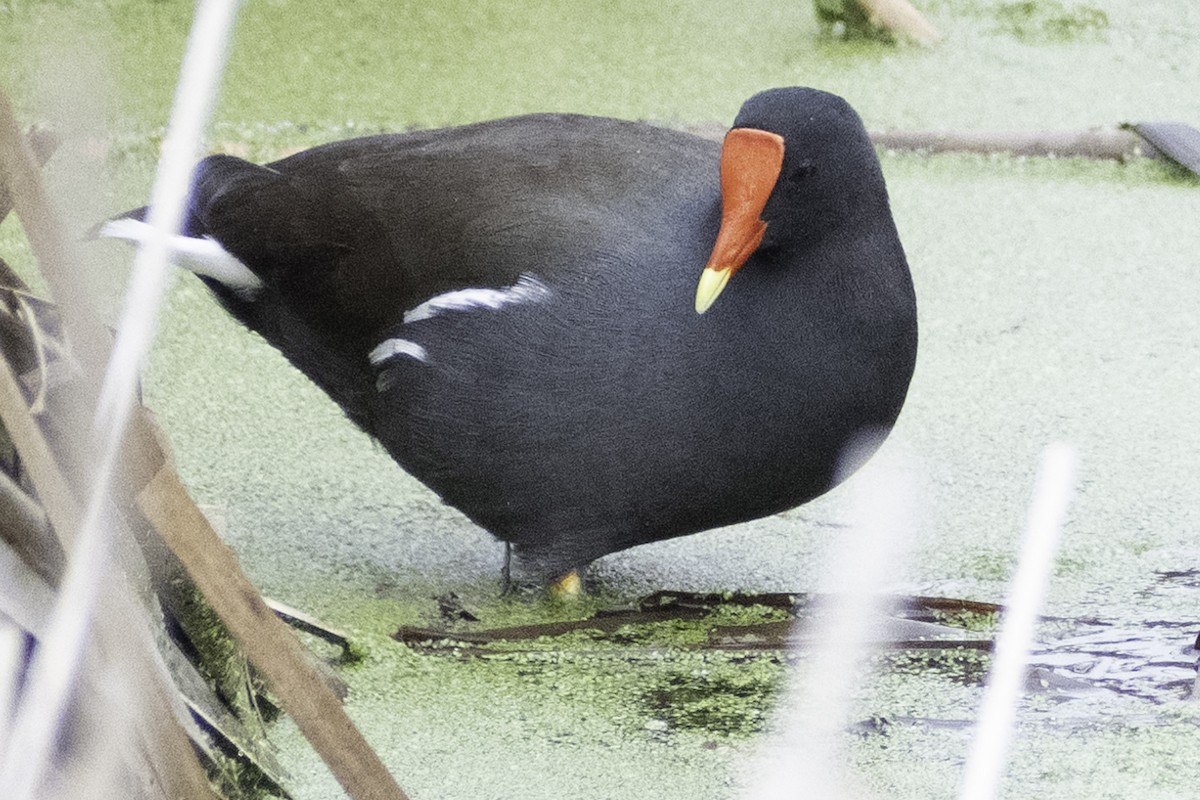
[0,318,83,540]
[0,92,112,401]
[0,470,63,585]
[0,351,217,799]
[0,126,58,224]
[0,85,219,800]
[137,445,410,800]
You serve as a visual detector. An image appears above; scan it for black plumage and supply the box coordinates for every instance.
[111,87,917,581]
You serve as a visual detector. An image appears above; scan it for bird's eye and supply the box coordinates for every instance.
[789,160,816,184]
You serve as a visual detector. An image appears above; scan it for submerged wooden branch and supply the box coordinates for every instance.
[869,127,1157,161]
[394,591,998,654]
[682,121,1192,166]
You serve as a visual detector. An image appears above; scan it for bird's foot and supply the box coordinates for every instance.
[498,543,587,599]
[547,569,583,600]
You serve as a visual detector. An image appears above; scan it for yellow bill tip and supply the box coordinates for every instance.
[694,266,733,315]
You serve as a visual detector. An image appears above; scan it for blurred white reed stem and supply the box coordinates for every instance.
[0,1,241,796]
[0,621,22,754]
[958,443,1078,800]
[744,433,918,800]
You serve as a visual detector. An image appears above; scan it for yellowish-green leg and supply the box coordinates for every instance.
[548,569,582,598]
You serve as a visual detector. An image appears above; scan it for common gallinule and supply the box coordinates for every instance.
[103,87,917,589]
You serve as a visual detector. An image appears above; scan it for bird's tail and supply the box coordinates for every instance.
[97,216,265,299]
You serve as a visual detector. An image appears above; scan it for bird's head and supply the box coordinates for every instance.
[695,87,882,314]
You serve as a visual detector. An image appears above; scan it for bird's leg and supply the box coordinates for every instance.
[500,542,514,596]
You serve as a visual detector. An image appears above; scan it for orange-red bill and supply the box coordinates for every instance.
[695,127,785,314]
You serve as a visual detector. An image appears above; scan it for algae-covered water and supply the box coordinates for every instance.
[3,1,1200,798]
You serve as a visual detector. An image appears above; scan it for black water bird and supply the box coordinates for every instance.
[103,87,918,590]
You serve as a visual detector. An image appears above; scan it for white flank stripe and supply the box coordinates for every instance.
[370,337,429,365]
[100,218,264,296]
[403,273,550,323]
